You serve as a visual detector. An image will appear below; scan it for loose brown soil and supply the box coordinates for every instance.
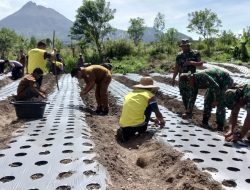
[0,73,57,149]
[79,78,223,190]
[0,76,13,89]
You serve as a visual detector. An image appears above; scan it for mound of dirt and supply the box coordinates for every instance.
[0,73,58,149]
[0,76,13,89]
[79,78,223,190]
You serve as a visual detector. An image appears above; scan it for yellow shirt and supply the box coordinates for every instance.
[119,89,154,127]
[28,48,47,74]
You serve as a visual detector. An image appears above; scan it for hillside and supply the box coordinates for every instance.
[0,1,73,41]
[107,27,191,43]
[0,1,191,42]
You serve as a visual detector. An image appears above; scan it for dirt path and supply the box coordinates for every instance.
[79,78,223,190]
[0,73,57,149]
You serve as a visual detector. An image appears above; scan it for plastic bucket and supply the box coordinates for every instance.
[11,101,48,119]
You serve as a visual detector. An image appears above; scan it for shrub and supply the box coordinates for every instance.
[85,50,102,64]
[104,40,135,60]
[64,56,77,73]
[112,56,148,74]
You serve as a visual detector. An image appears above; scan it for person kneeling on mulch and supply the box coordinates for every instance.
[117,77,165,142]
[16,68,46,101]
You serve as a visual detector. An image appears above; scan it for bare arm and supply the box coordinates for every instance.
[229,106,240,132]
[224,105,240,140]
[30,85,46,98]
[155,110,165,127]
[185,60,205,67]
[82,81,95,95]
[150,97,165,127]
[172,64,180,86]
[225,112,250,142]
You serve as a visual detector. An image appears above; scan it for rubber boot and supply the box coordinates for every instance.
[100,107,109,116]
[202,117,209,129]
[217,123,224,132]
[95,106,102,114]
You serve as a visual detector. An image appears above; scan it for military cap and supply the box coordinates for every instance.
[179,39,191,47]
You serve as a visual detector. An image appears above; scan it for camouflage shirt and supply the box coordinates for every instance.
[180,68,233,111]
[176,49,201,74]
[242,84,250,113]
[194,68,233,92]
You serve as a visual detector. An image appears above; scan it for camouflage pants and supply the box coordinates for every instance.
[203,89,225,127]
[179,82,198,113]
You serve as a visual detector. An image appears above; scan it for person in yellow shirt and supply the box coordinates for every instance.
[27,41,53,87]
[118,77,165,142]
[71,65,112,115]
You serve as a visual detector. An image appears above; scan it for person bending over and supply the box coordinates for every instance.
[224,85,250,142]
[71,65,112,115]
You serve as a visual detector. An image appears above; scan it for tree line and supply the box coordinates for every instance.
[0,0,249,72]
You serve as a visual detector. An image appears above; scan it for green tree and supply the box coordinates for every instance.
[153,12,165,41]
[187,9,222,39]
[55,38,63,52]
[0,28,18,58]
[163,28,178,46]
[29,36,37,49]
[242,26,250,40]
[71,0,116,61]
[187,9,222,55]
[45,38,52,48]
[218,30,237,46]
[14,36,29,52]
[127,17,145,46]
[240,35,249,62]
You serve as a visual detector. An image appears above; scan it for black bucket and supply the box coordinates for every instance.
[11,101,49,119]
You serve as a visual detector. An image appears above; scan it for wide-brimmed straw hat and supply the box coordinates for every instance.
[179,39,191,47]
[133,77,159,90]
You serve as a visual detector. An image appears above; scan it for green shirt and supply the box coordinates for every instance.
[243,84,250,113]
[176,49,201,73]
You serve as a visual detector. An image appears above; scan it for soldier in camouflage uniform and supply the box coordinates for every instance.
[224,84,250,141]
[172,39,205,86]
[179,68,234,131]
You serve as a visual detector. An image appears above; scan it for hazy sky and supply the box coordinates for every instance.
[0,0,249,39]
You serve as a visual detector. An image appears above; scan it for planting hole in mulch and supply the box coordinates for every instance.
[57,171,74,179]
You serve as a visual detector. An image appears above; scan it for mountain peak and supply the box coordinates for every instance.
[0,1,73,41]
[22,1,37,9]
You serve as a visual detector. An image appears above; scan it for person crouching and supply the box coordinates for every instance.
[16,68,46,101]
[118,77,165,142]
